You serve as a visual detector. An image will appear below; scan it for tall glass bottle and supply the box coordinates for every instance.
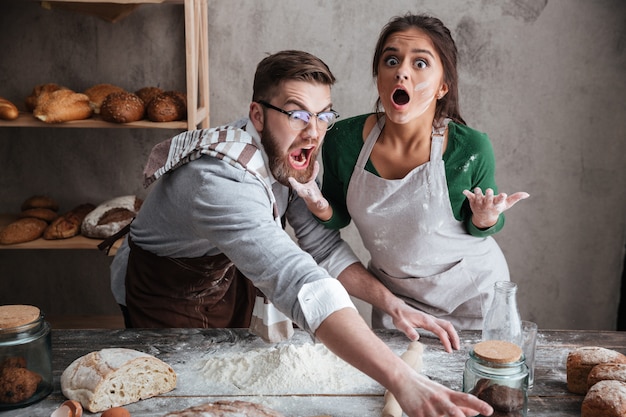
[482,281,523,347]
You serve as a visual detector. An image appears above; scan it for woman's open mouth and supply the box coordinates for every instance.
[289,146,314,170]
[392,88,410,106]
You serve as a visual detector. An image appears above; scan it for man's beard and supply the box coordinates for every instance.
[261,129,319,187]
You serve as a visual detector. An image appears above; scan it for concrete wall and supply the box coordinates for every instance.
[1,0,624,330]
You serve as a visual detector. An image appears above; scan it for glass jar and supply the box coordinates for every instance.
[463,340,528,417]
[0,305,53,410]
[482,281,523,346]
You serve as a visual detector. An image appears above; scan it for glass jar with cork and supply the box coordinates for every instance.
[0,305,53,410]
[463,339,529,417]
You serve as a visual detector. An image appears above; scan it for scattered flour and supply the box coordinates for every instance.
[196,342,382,395]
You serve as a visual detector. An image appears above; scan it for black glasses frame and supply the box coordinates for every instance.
[256,100,339,131]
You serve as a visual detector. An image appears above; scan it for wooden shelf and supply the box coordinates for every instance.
[0,112,190,129]
[0,214,123,254]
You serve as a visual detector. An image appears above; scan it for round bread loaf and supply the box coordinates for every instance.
[100,91,145,123]
[34,89,92,123]
[18,208,59,222]
[25,83,68,112]
[84,83,126,114]
[21,195,59,212]
[587,363,626,389]
[135,86,164,106]
[567,346,626,394]
[581,380,626,417]
[0,218,47,245]
[147,91,187,122]
[61,348,176,413]
[162,400,286,417]
[81,195,142,239]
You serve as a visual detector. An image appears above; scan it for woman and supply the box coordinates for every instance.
[290,13,529,330]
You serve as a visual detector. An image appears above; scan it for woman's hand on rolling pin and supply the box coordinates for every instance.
[463,187,529,229]
[288,161,332,221]
[394,370,493,417]
[390,300,460,353]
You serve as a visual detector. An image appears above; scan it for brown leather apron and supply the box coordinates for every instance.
[125,236,257,328]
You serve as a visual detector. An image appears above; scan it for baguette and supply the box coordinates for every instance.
[61,348,176,413]
[0,98,19,120]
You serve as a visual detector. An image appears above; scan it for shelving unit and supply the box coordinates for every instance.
[0,0,210,131]
[0,0,209,253]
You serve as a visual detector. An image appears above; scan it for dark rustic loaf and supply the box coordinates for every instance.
[147,91,187,122]
[135,86,164,107]
[44,203,96,240]
[581,380,626,417]
[567,346,626,394]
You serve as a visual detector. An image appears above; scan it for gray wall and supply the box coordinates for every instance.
[1,0,625,330]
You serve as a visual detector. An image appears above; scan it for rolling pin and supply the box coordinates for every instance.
[382,341,424,417]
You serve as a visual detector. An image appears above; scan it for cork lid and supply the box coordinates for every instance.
[0,305,41,329]
[473,340,523,363]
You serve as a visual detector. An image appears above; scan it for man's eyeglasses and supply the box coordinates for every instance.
[256,100,339,131]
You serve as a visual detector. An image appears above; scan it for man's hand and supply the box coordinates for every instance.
[463,187,529,228]
[390,300,460,352]
[288,161,331,219]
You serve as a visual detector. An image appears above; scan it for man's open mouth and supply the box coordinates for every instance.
[289,146,313,169]
[392,88,410,106]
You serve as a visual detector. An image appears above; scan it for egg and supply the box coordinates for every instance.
[50,400,83,417]
[100,407,131,417]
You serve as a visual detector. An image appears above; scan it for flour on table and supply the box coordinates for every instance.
[195,342,382,395]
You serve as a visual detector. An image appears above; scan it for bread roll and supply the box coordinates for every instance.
[100,91,145,123]
[581,380,626,417]
[34,89,92,123]
[0,218,47,245]
[567,346,626,394]
[135,86,164,106]
[162,400,286,417]
[147,91,187,122]
[83,83,125,114]
[0,98,19,120]
[81,195,142,239]
[61,348,176,413]
[44,203,95,240]
[21,195,59,212]
[587,363,626,389]
[25,83,68,112]
[19,208,59,222]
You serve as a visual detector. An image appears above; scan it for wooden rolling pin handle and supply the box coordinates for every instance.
[381,341,424,417]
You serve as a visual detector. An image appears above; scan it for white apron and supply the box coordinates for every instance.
[346,119,509,330]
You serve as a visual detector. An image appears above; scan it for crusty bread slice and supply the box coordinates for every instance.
[61,348,176,412]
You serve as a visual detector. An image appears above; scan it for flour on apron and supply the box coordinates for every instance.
[346,118,509,330]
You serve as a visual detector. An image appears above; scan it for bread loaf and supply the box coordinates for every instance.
[61,348,176,413]
[34,89,92,123]
[25,83,68,112]
[0,218,47,245]
[83,83,125,114]
[100,91,145,123]
[147,91,187,122]
[135,86,164,107]
[0,98,19,120]
[81,195,142,239]
[581,380,626,417]
[21,195,59,212]
[567,346,626,394]
[587,363,626,390]
[19,208,59,222]
[162,400,286,417]
[44,203,95,240]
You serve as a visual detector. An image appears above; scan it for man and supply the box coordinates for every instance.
[110,50,492,416]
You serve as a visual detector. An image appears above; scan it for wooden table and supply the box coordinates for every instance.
[3,328,625,416]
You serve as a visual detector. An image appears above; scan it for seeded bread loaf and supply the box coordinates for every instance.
[61,348,176,413]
